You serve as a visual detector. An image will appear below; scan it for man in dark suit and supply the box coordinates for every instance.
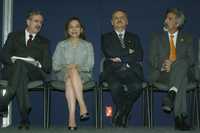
[0,10,51,129]
[148,8,194,130]
[101,9,143,127]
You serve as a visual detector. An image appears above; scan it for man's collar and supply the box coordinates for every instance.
[115,30,125,36]
[25,29,36,39]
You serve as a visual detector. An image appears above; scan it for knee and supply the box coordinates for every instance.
[109,82,121,90]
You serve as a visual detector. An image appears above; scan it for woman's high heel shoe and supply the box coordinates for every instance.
[68,126,77,131]
[80,112,90,121]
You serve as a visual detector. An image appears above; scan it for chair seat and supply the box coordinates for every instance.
[151,82,197,92]
[28,80,44,89]
[101,81,148,91]
[0,80,44,90]
[50,80,96,91]
[0,80,8,87]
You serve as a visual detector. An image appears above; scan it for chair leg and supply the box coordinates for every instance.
[99,85,103,128]
[146,85,152,128]
[46,86,51,128]
[149,86,153,128]
[191,90,196,128]
[196,86,200,128]
[94,84,99,128]
[192,86,200,129]
[43,85,47,128]
[143,86,149,127]
[142,87,146,127]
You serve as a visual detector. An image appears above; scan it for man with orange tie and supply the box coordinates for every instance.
[148,8,194,130]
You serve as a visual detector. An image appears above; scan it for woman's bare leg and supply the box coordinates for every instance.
[69,67,88,115]
[65,78,76,127]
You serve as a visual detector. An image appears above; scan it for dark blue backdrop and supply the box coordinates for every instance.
[1,0,200,127]
[0,1,2,45]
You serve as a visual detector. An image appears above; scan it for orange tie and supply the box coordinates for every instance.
[169,34,176,61]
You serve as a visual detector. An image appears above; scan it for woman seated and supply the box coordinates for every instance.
[52,17,94,130]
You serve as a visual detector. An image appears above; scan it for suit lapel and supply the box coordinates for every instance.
[176,31,184,48]
[31,35,40,47]
[111,31,122,47]
[124,32,132,48]
[161,32,170,55]
[18,31,26,47]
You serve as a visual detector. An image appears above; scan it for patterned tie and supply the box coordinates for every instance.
[27,34,33,47]
[118,33,125,48]
[169,34,176,61]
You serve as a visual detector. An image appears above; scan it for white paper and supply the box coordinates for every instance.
[11,56,42,68]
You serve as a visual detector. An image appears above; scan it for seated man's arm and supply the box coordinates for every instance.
[41,39,52,73]
[2,32,15,65]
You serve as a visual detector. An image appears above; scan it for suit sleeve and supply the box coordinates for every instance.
[2,32,15,64]
[172,35,194,69]
[148,34,161,71]
[101,34,111,58]
[41,39,52,73]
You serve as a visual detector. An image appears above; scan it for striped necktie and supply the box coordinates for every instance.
[118,33,125,48]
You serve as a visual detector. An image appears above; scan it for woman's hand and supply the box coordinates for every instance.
[68,64,77,69]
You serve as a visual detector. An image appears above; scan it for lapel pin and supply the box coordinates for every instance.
[180,38,184,42]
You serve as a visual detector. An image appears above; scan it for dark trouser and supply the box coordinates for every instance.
[6,60,44,120]
[106,68,143,116]
[156,61,189,117]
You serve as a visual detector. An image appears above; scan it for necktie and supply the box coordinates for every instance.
[118,33,125,48]
[27,34,33,47]
[169,34,176,61]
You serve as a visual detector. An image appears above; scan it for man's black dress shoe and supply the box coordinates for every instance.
[121,110,131,128]
[0,90,10,116]
[175,116,192,131]
[80,112,90,121]
[18,120,30,130]
[0,106,8,117]
[112,110,121,127]
[68,126,77,131]
[162,90,176,113]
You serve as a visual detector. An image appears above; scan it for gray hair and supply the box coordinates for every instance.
[26,10,43,20]
[165,8,186,29]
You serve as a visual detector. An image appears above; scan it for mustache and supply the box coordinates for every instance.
[163,22,168,32]
[35,25,41,30]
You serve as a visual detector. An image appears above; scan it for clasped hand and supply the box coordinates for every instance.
[67,64,78,70]
[161,59,172,72]
[110,57,121,63]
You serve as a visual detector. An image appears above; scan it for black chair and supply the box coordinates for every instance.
[0,63,48,128]
[46,75,99,128]
[98,58,149,128]
[145,81,200,128]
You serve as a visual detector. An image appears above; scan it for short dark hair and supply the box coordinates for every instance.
[165,8,185,29]
[26,10,43,20]
[64,17,86,40]
[112,9,128,19]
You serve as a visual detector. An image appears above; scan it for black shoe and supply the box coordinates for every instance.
[112,110,121,127]
[0,90,10,115]
[121,111,131,128]
[0,106,8,117]
[80,112,90,121]
[68,126,77,130]
[18,120,30,130]
[162,91,176,113]
[175,116,192,131]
